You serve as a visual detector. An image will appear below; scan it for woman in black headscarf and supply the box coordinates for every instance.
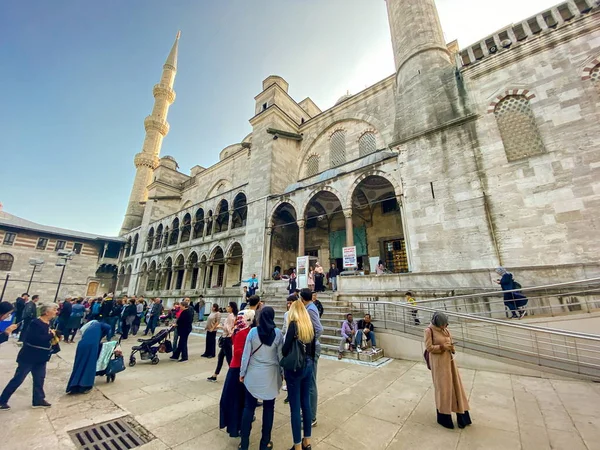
[238,306,284,450]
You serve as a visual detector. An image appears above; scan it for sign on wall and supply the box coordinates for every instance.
[342,246,357,269]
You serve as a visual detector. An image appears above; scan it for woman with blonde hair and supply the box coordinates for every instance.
[283,300,316,450]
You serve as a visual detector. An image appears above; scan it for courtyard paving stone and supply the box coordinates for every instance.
[1,330,598,450]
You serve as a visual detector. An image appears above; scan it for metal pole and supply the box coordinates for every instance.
[0,273,9,300]
[26,265,37,292]
[54,264,67,303]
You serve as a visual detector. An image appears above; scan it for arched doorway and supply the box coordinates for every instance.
[270,202,299,276]
[304,190,344,268]
[350,175,408,273]
[188,252,199,289]
[174,255,185,289]
[163,257,173,290]
[226,243,243,287]
[209,247,225,288]
[86,281,99,296]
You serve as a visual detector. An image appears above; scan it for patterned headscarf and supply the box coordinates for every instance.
[495,267,509,275]
[234,309,255,335]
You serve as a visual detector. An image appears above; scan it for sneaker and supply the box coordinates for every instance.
[178,359,188,363]
[0,404,10,411]
[356,348,362,353]
[207,376,217,382]
[338,353,343,360]
[169,356,178,361]
[32,400,51,409]
[311,418,318,427]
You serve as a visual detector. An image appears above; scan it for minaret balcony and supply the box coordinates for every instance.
[134,152,160,169]
[144,116,170,136]
[153,84,176,103]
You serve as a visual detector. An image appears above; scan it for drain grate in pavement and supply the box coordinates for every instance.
[69,416,153,450]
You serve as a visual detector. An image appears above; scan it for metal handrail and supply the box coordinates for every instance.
[346,299,600,379]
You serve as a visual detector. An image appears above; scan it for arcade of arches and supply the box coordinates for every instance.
[269,176,408,275]
[128,242,244,294]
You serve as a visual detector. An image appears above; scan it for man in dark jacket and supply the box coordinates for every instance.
[170,301,193,362]
[19,295,39,343]
[100,296,117,339]
[327,263,340,292]
[13,293,28,336]
[57,298,72,339]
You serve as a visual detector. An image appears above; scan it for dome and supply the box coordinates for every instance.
[335,93,352,105]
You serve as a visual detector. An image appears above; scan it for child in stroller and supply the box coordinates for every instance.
[96,339,124,382]
[129,326,174,366]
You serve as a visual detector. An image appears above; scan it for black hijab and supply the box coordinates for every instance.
[257,306,276,346]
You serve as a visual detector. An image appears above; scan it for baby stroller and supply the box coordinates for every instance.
[96,340,125,383]
[129,326,173,366]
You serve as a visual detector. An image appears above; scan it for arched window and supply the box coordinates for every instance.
[494,95,545,161]
[155,224,163,248]
[146,228,154,251]
[232,193,247,229]
[0,253,14,271]
[181,214,192,242]
[132,234,139,254]
[215,200,229,233]
[125,237,132,257]
[306,155,320,177]
[193,209,205,239]
[359,132,376,157]
[330,130,346,167]
[169,218,179,245]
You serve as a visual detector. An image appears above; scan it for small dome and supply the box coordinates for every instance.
[335,93,352,105]
[160,155,179,170]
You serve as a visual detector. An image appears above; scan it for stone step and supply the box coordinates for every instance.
[320,343,385,362]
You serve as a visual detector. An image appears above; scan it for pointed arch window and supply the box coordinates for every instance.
[330,130,346,167]
[306,155,319,177]
[494,95,545,161]
[359,132,376,157]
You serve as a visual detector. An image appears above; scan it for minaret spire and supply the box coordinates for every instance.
[120,33,180,235]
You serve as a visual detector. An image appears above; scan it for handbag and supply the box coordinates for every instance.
[159,339,173,353]
[280,334,306,372]
[106,355,126,375]
[424,327,434,370]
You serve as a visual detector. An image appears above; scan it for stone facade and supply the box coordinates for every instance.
[117,0,600,305]
[0,211,122,302]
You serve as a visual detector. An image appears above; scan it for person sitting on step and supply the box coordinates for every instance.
[356,313,378,352]
[338,314,357,360]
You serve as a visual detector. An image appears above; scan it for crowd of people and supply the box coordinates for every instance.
[6,265,539,441]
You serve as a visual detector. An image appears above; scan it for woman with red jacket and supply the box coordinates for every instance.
[219,309,256,438]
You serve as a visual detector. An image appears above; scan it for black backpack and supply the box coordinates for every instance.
[314,299,324,318]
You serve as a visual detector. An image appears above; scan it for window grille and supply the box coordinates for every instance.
[590,65,600,83]
[330,131,346,167]
[494,95,545,161]
[36,238,48,250]
[0,253,13,271]
[2,233,16,246]
[306,155,319,177]
[359,132,376,157]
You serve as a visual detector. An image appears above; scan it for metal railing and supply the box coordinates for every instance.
[414,277,600,319]
[348,299,600,380]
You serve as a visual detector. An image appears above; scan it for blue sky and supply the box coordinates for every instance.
[0,0,558,236]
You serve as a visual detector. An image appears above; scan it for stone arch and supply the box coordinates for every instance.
[225,240,244,258]
[173,250,186,265]
[268,198,301,226]
[206,178,232,200]
[181,200,193,210]
[345,170,403,208]
[209,244,226,261]
[487,88,536,113]
[300,185,347,219]
[581,55,600,81]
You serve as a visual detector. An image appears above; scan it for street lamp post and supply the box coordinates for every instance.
[27,258,45,292]
[0,272,10,301]
[54,250,75,303]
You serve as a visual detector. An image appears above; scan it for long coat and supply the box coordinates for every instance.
[66,321,111,392]
[424,325,469,415]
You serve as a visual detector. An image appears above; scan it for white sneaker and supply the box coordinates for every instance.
[356,348,362,353]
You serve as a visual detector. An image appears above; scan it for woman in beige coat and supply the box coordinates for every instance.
[424,312,472,429]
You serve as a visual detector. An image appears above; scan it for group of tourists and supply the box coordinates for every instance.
[216,288,322,450]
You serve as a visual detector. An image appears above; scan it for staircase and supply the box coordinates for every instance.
[261,285,386,364]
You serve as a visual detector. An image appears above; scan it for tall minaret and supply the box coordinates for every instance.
[120,32,180,235]
[385,1,466,141]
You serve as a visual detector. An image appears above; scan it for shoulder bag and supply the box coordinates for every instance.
[423,327,434,370]
[280,334,306,372]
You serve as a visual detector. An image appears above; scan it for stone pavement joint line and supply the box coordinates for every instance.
[1,332,598,450]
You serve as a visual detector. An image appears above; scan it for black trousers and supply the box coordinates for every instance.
[0,361,47,405]
[131,316,141,335]
[215,337,232,375]
[173,330,190,361]
[121,320,131,340]
[205,330,217,357]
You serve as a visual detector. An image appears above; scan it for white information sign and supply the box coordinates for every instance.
[342,246,357,269]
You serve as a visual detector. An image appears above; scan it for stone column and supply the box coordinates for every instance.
[222,258,231,292]
[206,262,214,288]
[344,209,354,247]
[102,242,108,259]
[212,215,218,235]
[297,220,305,256]
[182,263,190,290]
[228,209,234,231]
[203,219,209,239]
[263,227,273,278]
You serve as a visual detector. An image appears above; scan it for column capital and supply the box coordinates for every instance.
[266,227,273,236]
[343,208,353,219]
[297,219,305,228]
